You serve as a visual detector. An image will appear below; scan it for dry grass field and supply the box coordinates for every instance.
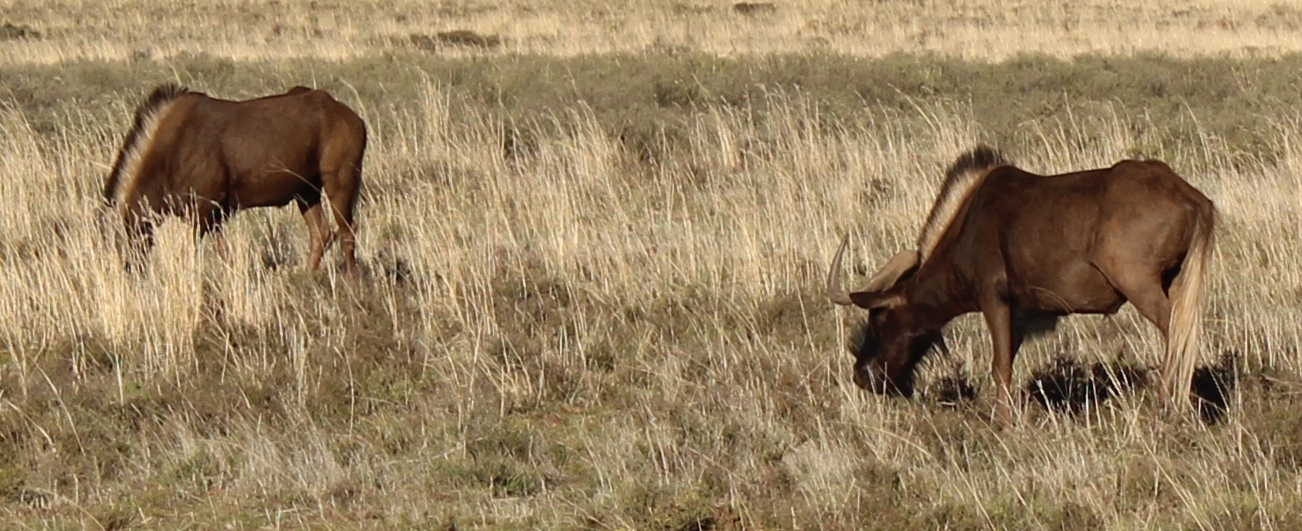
[6,0,1302,529]
[7,0,1302,63]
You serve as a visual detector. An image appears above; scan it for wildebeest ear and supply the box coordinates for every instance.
[848,290,904,310]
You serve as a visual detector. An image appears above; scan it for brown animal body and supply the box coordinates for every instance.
[827,146,1215,423]
[103,83,366,276]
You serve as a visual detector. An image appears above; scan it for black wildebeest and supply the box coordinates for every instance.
[103,83,367,276]
[827,146,1215,423]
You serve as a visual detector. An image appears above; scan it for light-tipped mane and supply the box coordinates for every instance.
[103,83,194,205]
[915,145,1009,261]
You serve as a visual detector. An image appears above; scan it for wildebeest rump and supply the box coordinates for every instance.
[827,146,1215,423]
[103,83,367,276]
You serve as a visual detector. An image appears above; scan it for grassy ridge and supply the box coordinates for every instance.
[8,51,1302,165]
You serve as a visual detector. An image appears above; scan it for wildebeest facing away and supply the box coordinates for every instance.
[103,83,366,276]
[827,146,1215,423]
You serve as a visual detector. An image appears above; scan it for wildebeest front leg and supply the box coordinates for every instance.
[207,229,231,262]
[981,300,1021,427]
[297,199,333,272]
[197,205,231,262]
[119,204,157,272]
[125,218,156,272]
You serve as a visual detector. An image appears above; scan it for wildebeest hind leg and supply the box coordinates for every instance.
[322,175,359,277]
[298,200,333,272]
[1105,269,1172,337]
[1108,272,1182,407]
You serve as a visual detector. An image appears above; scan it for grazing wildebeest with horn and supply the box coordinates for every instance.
[827,146,1215,423]
[103,83,366,276]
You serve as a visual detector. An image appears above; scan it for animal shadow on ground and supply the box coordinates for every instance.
[1191,351,1239,424]
[928,367,978,408]
[1024,355,1151,416]
[1023,351,1239,424]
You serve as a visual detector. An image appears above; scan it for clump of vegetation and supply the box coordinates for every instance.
[670,2,714,16]
[408,30,503,51]
[0,21,40,41]
[733,2,777,16]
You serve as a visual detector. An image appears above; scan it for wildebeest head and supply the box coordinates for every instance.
[826,236,944,396]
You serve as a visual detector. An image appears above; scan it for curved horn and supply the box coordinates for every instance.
[827,235,856,306]
[861,249,920,293]
[826,234,921,307]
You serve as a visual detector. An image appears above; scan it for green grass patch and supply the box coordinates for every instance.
[6,51,1302,166]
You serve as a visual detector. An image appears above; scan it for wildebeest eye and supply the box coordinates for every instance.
[868,308,889,327]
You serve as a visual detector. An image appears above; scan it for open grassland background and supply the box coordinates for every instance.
[6,1,1302,529]
[10,0,1302,62]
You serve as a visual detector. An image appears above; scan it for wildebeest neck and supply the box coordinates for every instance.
[897,258,977,331]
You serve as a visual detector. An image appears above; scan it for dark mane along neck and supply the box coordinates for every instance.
[103,83,195,203]
[915,145,1008,262]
